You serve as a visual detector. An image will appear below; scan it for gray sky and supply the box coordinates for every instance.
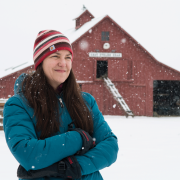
[0,0,180,71]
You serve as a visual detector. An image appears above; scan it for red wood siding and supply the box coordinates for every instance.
[109,60,128,81]
[0,65,34,98]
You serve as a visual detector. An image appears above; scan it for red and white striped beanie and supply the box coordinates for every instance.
[33,30,73,70]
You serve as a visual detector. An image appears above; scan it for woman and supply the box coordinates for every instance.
[3,30,119,180]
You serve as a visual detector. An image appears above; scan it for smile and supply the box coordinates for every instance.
[55,70,66,73]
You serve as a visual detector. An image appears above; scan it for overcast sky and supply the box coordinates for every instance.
[0,0,180,72]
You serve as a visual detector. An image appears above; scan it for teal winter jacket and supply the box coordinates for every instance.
[3,74,119,180]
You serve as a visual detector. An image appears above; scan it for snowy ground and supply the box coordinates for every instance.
[0,116,180,180]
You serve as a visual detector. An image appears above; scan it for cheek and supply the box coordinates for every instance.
[68,62,72,71]
[42,61,53,78]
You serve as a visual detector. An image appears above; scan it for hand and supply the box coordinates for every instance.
[68,123,96,155]
[17,156,81,179]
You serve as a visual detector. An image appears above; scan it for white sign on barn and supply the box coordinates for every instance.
[89,52,122,58]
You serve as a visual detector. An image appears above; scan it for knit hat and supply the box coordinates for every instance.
[33,30,73,70]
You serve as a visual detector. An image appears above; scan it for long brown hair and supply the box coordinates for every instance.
[22,63,94,139]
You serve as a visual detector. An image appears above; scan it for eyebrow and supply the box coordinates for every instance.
[53,52,72,56]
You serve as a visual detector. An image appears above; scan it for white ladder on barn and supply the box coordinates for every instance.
[103,77,134,117]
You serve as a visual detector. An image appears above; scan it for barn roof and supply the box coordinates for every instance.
[0,61,33,79]
[1,13,180,79]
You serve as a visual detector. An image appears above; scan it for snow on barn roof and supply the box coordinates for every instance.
[0,60,34,79]
[72,7,86,20]
[64,14,107,44]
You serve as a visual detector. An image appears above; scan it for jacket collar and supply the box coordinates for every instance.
[14,73,27,95]
[14,73,64,99]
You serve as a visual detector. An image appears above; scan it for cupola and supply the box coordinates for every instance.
[73,5,95,30]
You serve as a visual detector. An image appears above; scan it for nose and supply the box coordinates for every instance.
[58,57,66,66]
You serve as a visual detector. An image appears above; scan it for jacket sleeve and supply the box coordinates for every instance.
[3,96,83,171]
[75,93,119,176]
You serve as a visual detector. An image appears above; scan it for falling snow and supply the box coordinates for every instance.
[79,40,89,50]
[121,38,126,43]
[113,104,116,108]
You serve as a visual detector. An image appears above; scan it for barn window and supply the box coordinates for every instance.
[101,32,109,41]
[96,61,108,79]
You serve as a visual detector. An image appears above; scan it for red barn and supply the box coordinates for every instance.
[1,7,180,117]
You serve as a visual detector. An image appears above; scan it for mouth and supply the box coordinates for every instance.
[55,70,66,73]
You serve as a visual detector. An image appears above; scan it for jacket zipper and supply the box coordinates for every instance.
[58,92,80,180]
[58,91,64,108]
[59,97,64,108]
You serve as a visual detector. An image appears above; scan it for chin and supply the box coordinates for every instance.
[55,76,68,84]
[56,79,65,84]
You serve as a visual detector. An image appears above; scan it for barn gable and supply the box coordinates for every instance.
[71,14,180,75]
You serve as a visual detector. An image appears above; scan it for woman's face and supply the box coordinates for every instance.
[42,49,72,90]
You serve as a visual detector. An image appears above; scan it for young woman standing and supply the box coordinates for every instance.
[3,30,118,180]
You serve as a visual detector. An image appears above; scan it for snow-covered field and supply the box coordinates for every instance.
[0,116,180,180]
